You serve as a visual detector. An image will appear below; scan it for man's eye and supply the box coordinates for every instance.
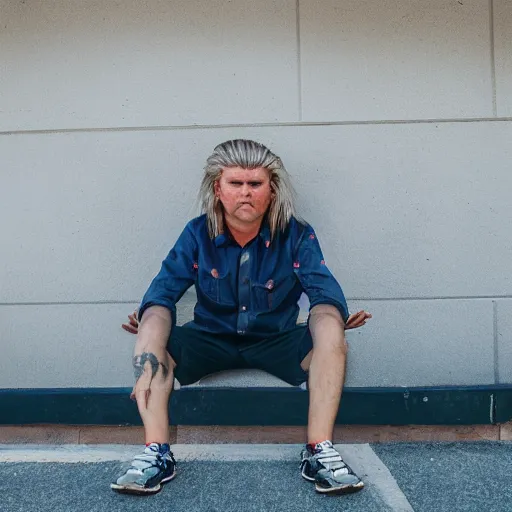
[250,182,262,187]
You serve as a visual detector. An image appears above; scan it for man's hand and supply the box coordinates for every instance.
[122,310,139,335]
[345,310,372,330]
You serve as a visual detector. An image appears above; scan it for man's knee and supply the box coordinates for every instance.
[309,305,347,352]
[309,304,345,330]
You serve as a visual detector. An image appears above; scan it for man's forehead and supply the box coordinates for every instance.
[220,166,269,180]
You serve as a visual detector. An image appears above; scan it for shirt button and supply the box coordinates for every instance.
[237,329,245,335]
[241,305,247,311]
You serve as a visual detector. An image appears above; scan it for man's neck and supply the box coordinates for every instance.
[224,216,262,248]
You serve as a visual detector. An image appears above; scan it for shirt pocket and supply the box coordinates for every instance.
[198,267,236,306]
[252,274,297,312]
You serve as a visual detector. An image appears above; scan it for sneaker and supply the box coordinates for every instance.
[300,441,364,494]
[110,443,177,495]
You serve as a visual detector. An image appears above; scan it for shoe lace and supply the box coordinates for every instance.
[315,445,349,477]
[126,445,167,475]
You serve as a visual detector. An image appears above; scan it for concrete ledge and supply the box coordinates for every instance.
[0,424,507,445]
[2,385,511,426]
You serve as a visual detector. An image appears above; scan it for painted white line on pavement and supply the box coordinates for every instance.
[0,443,302,463]
[0,444,140,463]
[337,444,415,512]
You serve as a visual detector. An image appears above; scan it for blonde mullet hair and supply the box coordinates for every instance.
[199,139,299,239]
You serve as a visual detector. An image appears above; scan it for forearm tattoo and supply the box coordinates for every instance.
[133,352,169,383]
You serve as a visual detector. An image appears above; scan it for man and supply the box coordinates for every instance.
[111,139,372,496]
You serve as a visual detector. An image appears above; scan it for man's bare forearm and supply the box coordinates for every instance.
[133,306,172,384]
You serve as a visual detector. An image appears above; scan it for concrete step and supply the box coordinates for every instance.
[176,369,297,389]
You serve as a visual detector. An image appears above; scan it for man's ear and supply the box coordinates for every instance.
[213,180,220,197]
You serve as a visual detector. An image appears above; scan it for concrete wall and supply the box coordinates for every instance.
[1,0,511,389]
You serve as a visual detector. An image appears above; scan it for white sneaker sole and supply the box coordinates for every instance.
[302,465,364,494]
[110,471,177,495]
[315,480,364,494]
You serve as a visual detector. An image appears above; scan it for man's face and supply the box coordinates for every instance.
[215,166,273,227]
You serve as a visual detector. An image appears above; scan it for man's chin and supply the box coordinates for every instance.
[233,212,262,224]
[237,214,257,222]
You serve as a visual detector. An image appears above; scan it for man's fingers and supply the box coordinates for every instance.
[345,310,372,330]
[122,309,139,334]
[347,311,365,325]
[122,311,139,333]
[133,363,153,409]
[350,311,372,323]
[121,323,138,334]
[134,386,150,409]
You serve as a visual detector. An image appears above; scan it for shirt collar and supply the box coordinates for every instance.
[214,232,230,248]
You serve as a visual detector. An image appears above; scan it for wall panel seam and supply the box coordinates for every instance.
[2,117,512,136]
[493,300,499,383]
[296,0,303,122]
[1,295,512,307]
[489,0,498,116]
[351,295,512,302]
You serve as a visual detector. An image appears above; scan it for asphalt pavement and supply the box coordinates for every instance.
[0,442,510,512]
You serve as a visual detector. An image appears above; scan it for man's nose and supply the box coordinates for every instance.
[241,184,251,196]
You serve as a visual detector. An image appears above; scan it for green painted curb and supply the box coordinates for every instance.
[1,385,510,426]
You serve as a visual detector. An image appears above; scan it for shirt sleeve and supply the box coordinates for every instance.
[294,225,349,323]
[138,222,198,326]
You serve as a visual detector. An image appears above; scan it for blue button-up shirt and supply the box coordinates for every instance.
[139,214,349,336]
